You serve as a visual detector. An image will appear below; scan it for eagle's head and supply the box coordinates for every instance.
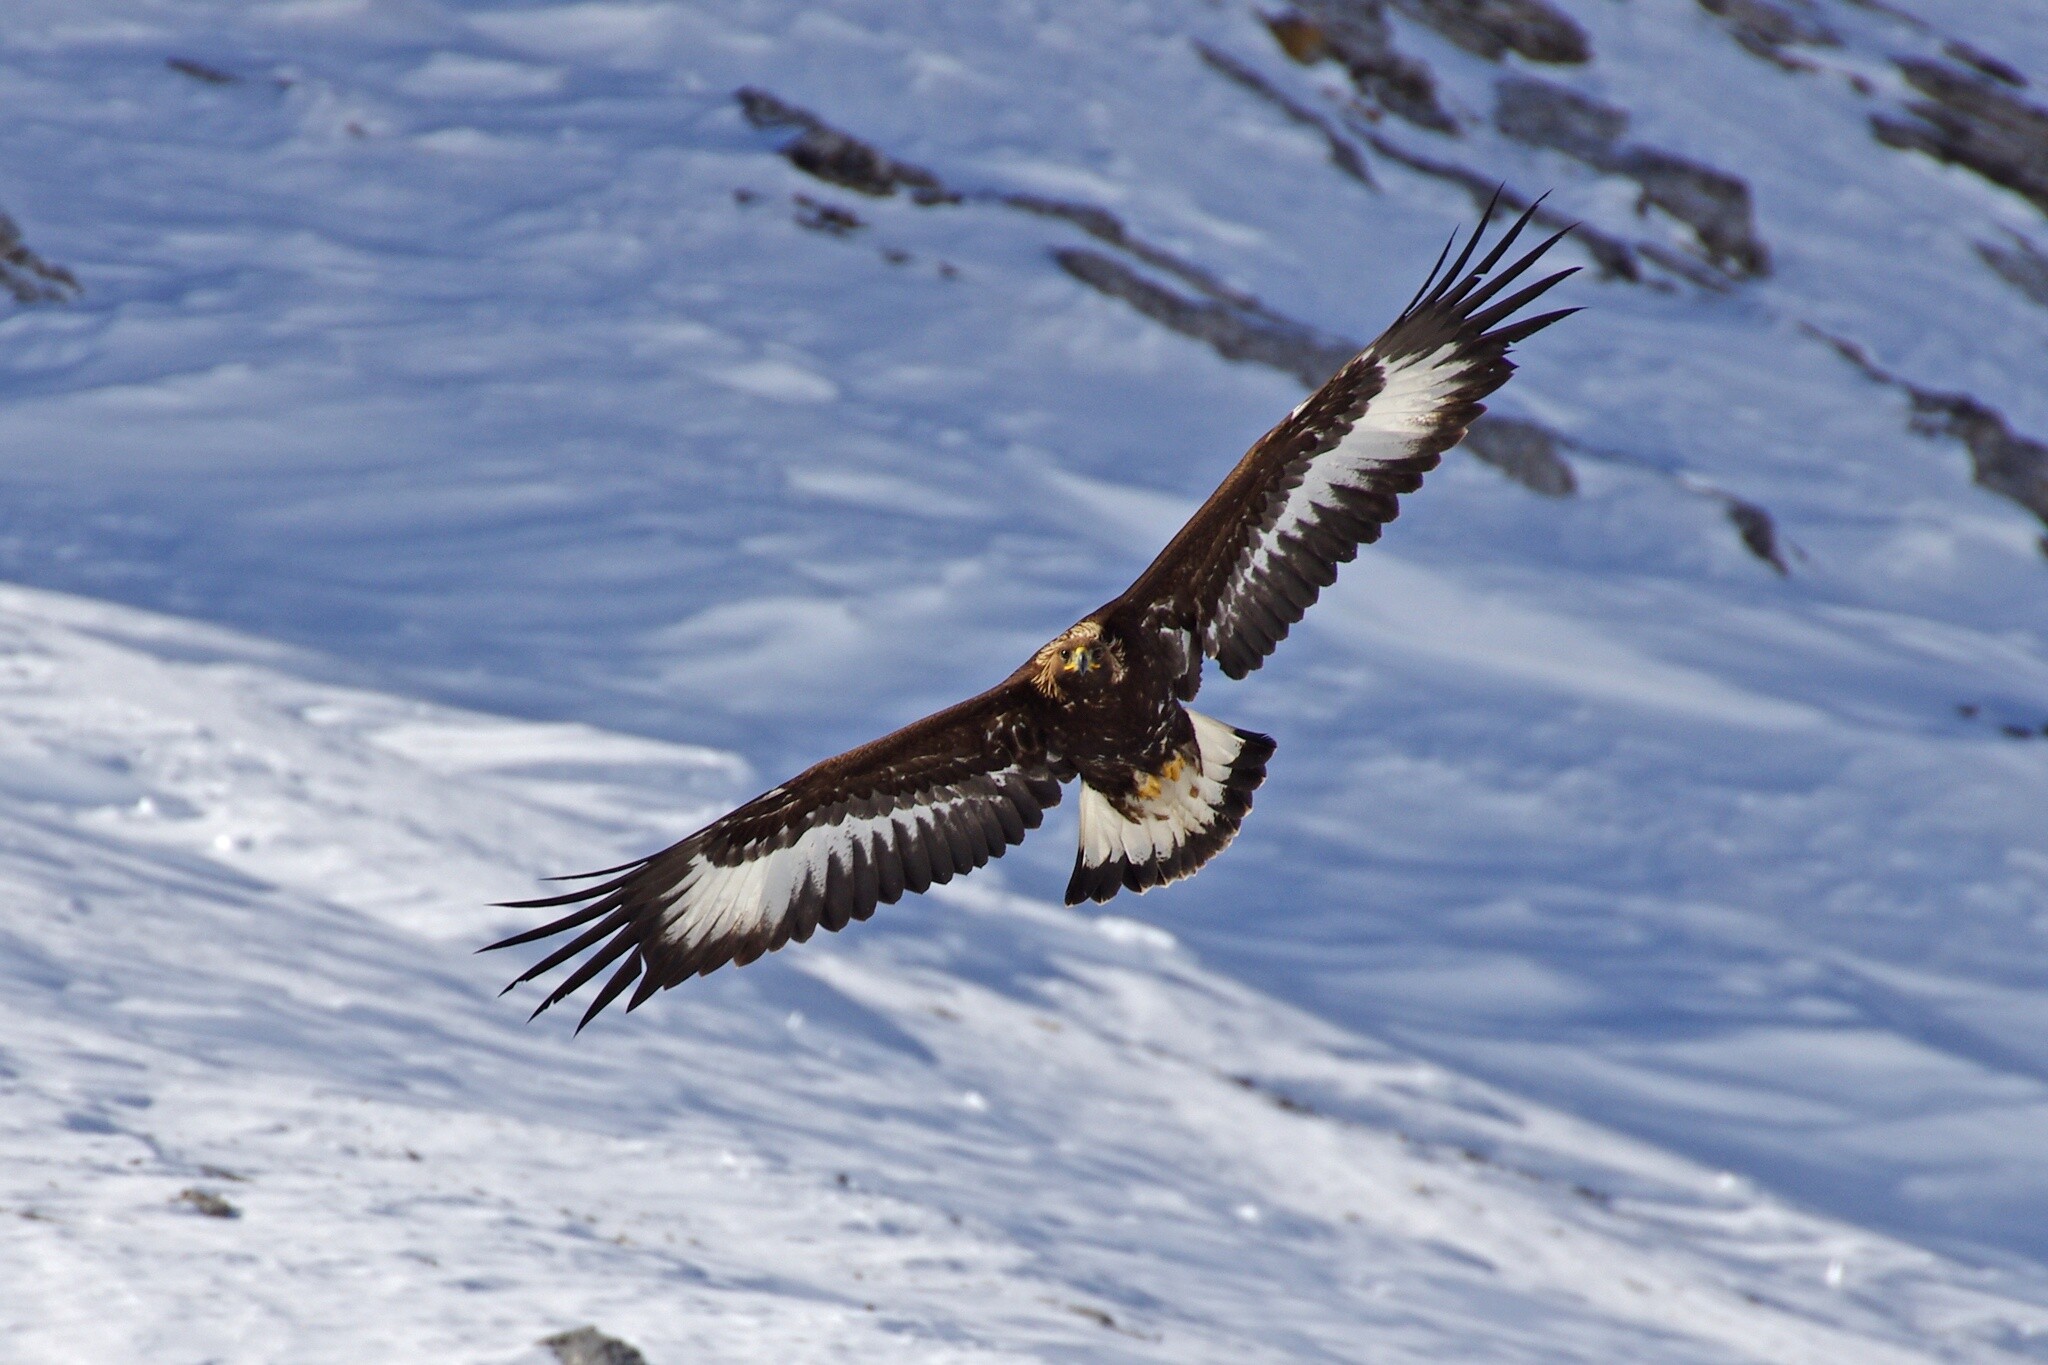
[1030,620,1125,699]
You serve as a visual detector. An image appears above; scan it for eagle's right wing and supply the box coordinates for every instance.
[486,683,1061,1030]
[1112,197,1578,688]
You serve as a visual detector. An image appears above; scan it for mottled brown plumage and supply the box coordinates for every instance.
[489,197,1577,1030]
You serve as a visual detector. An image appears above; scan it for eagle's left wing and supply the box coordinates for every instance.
[1110,197,1578,689]
[486,682,1060,1030]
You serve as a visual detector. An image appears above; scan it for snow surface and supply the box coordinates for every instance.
[5,0,2048,1359]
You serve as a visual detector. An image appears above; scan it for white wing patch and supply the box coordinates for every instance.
[1136,197,1578,686]
[495,760,1062,1029]
[1209,342,1467,662]
[650,784,1000,958]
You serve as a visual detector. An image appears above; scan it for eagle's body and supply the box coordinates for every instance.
[491,199,1579,1030]
[1022,613,1272,905]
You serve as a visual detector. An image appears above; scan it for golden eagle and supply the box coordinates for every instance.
[491,200,1577,1028]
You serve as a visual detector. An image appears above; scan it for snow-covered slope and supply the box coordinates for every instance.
[3,581,2045,1363]
[6,0,2048,1357]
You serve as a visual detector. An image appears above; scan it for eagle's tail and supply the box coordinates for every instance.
[1065,710,1274,905]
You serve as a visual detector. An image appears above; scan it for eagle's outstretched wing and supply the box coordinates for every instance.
[1110,197,1579,688]
[485,683,1061,1030]
[492,199,1577,1026]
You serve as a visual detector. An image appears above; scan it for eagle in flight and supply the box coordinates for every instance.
[490,198,1577,1029]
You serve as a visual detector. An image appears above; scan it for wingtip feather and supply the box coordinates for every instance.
[1488,303,1582,347]
[1467,266,1581,337]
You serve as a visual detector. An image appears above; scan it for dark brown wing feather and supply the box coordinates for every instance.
[1110,197,1579,687]
[484,682,1060,1030]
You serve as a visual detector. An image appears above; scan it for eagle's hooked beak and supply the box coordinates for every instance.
[1062,647,1095,675]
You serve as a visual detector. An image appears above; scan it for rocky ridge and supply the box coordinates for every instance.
[734,0,2048,573]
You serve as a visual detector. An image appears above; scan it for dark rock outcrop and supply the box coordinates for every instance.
[543,1326,650,1365]
[1720,496,1788,574]
[1004,194,1272,309]
[729,84,1783,563]
[1392,0,1589,65]
[1195,41,1376,185]
[1494,78,1628,162]
[1,211,79,304]
[1807,326,2048,549]
[1050,244,1769,559]
[1469,418,1788,568]
[792,195,864,236]
[1612,147,1769,276]
[167,56,240,84]
[175,1188,239,1218]
[1053,248,1359,388]
[1352,126,1649,281]
[1941,41,2026,90]
[1276,3,1459,133]
[736,87,1270,312]
[1977,231,2048,307]
[1873,60,2048,218]
[1906,393,2048,543]
[1462,415,1578,496]
[1694,0,1839,68]
[737,88,954,202]
[734,85,1362,360]
[1495,78,1770,276]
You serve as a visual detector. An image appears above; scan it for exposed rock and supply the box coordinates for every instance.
[1353,127,1645,281]
[1277,3,1459,133]
[729,81,1766,555]
[1720,496,1788,573]
[1391,0,1590,66]
[1806,325,2048,549]
[1977,231,2048,307]
[1460,412,1781,568]
[542,1326,649,1365]
[1003,194,1266,308]
[1003,194,1127,246]
[1906,392,2048,543]
[1613,147,1770,276]
[1873,60,2048,219]
[167,56,239,84]
[1195,41,1376,185]
[0,211,79,304]
[1631,241,1735,292]
[1050,242,1764,575]
[176,1188,239,1218]
[1461,415,1577,496]
[1054,206,1779,566]
[1493,78,1627,162]
[735,85,1341,338]
[1942,41,2026,89]
[791,195,863,236]
[1694,0,1838,68]
[1495,78,1770,277]
[1052,248,1358,388]
[736,87,954,202]
[1266,12,1331,65]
